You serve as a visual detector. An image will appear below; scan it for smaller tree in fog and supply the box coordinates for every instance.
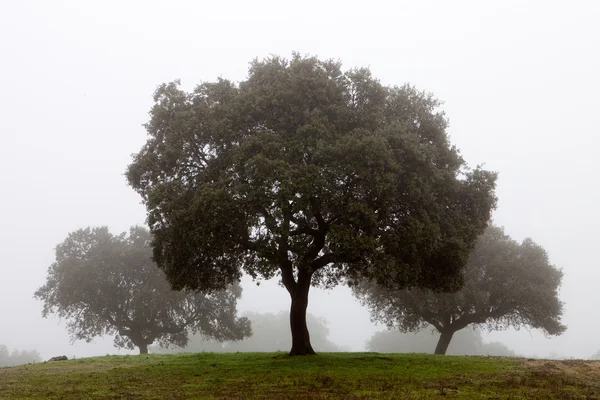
[34,226,251,354]
[354,225,566,355]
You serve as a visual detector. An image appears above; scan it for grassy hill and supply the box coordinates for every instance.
[1,353,599,399]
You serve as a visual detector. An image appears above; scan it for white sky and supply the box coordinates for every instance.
[1,0,598,359]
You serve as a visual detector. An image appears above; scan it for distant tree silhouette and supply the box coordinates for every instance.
[355,225,565,355]
[0,345,41,367]
[35,226,250,354]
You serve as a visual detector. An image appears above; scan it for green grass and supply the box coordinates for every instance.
[1,353,599,399]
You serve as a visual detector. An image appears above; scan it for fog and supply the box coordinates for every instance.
[153,311,350,354]
[1,0,598,360]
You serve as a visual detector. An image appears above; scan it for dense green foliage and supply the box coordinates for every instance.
[355,225,565,355]
[2,353,599,399]
[366,328,516,356]
[0,345,41,367]
[126,53,497,355]
[34,226,250,354]
[154,311,347,353]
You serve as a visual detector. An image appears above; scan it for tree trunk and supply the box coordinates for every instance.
[288,269,316,356]
[138,343,149,355]
[434,330,455,355]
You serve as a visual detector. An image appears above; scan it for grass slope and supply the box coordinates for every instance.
[1,353,599,399]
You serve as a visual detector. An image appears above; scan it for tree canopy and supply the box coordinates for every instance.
[354,225,566,355]
[126,53,497,355]
[153,311,347,353]
[34,226,251,354]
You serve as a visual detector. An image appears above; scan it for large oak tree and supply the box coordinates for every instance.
[126,54,497,355]
[354,225,566,355]
[34,226,251,354]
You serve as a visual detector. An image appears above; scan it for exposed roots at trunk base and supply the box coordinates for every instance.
[289,344,317,356]
[288,313,317,356]
[138,344,149,355]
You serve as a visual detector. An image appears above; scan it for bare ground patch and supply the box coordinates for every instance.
[522,359,600,379]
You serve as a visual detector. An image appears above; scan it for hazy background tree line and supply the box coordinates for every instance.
[0,345,41,367]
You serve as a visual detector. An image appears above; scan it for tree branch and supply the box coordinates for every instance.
[424,318,444,333]
[311,252,337,270]
[452,313,484,331]
[310,198,327,230]
[281,262,296,295]
[289,214,305,226]
[262,207,278,232]
[303,233,326,266]
[290,226,320,236]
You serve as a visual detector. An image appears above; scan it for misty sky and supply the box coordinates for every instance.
[1,0,598,360]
